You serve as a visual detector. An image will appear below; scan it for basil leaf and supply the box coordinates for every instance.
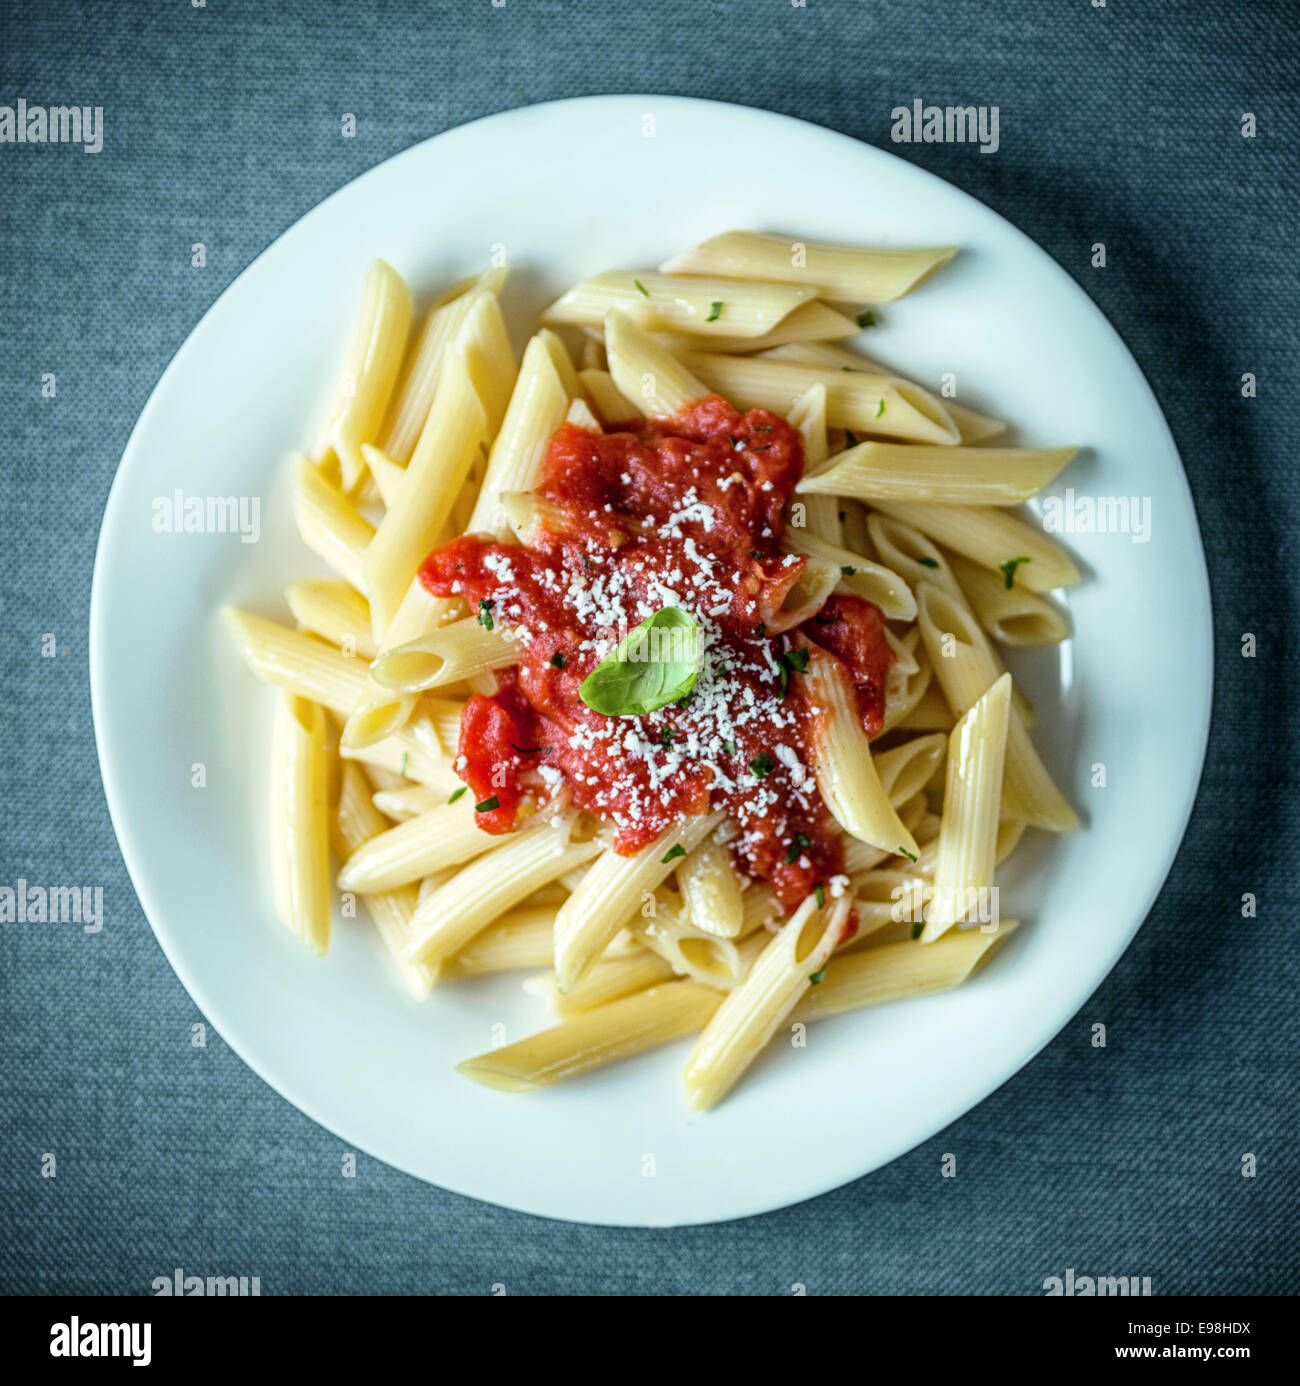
[578,606,702,716]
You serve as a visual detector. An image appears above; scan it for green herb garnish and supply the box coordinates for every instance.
[706,300,723,321]
[808,966,826,984]
[448,786,467,803]
[578,606,702,717]
[748,751,775,778]
[633,278,649,296]
[476,598,495,631]
[722,740,738,755]
[661,843,686,864]
[814,883,825,908]
[911,922,924,940]
[475,795,500,813]
[917,556,940,569]
[856,310,876,328]
[549,652,567,669]
[898,846,918,863]
[999,556,1031,589]
[399,750,409,776]
[785,833,811,865]
[874,399,886,418]
[840,564,856,576]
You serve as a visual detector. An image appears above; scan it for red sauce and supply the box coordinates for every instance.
[419,396,894,911]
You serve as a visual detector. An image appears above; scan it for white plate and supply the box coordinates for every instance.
[91,95,1212,1226]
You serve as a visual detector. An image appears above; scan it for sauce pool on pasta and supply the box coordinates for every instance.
[418,395,894,910]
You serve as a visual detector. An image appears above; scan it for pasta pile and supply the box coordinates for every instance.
[223,231,1080,1109]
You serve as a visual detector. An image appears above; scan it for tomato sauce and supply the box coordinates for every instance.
[418,396,894,911]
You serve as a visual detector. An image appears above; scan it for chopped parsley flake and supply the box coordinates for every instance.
[1000,556,1032,589]
[706,300,723,321]
[856,310,877,328]
[917,556,940,569]
[448,786,467,803]
[808,966,827,984]
[633,278,649,296]
[661,843,686,864]
[784,832,811,865]
[748,751,775,778]
[476,598,495,631]
[549,652,567,668]
[475,795,500,813]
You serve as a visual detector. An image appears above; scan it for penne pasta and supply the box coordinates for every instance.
[334,762,438,997]
[458,981,723,1092]
[801,644,921,857]
[660,231,957,303]
[604,307,709,417]
[781,529,916,621]
[290,455,374,595]
[923,673,1012,940]
[683,893,850,1109]
[677,837,744,939]
[369,616,522,694]
[794,919,1020,1021]
[543,270,817,338]
[310,258,414,491]
[554,812,724,994]
[872,500,1081,592]
[945,551,1070,646]
[796,441,1076,505]
[268,693,332,954]
[284,578,378,659]
[916,584,1078,831]
[681,353,960,444]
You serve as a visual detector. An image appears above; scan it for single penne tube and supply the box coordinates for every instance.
[284,578,378,659]
[310,258,414,491]
[380,267,508,463]
[874,732,948,806]
[408,816,603,967]
[365,295,510,635]
[223,607,371,716]
[440,907,558,977]
[268,693,331,955]
[923,673,1012,940]
[660,231,957,303]
[371,784,446,821]
[340,580,463,750]
[916,583,1078,831]
[801,644,920,857]
[528,949,677,1016]
[676,837,744,939]
[577,367,638,427]
[781,530,916,621]
[793,920,1020,1021]
[336,795,499,893]
[369,617,522,693]
[542,270,817,338]
[872,500,1081,592]
[465,330,576,540]
[604,307,709,417]
[654,299,860,356]
[894,678,955,733]
[683,893,850,1110]
[766,554,843,632]
[333,762,437,997]
[796,441,1076,505]
[759,340,1008,443]
[945,551,1070,646]
[842,793,930,879]
[359,443,406,510]
[457,980,723,1092]
[878,639,934,736]
[786,383,842,546]
[629,887,747,987]
[680,353,959,445]
[553,811,724,993]
[338,727,460,794]
[290,455,375,594]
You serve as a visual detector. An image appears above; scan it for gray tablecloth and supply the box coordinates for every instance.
[2,0,1297,1294]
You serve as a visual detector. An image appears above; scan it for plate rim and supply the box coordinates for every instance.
[89,92,1214,1226]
